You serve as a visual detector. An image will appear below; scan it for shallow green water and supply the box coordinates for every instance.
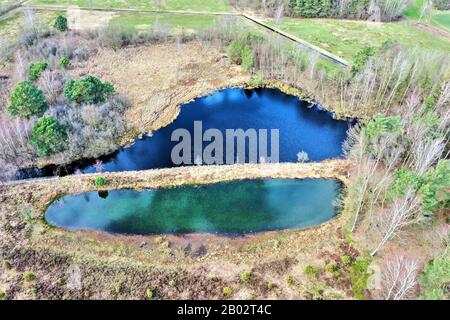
[45,179,342,235]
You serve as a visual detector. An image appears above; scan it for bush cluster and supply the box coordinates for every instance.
[59,56,70,69]
[227,40,254,72]
[64,76,114,104]
[30,116,68,156]
[95,176,106,187]
[29,61,49,81]
[54,15,68,32]
[7,81,48,118]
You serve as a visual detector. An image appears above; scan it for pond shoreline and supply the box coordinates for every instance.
[45,178,343,236]
[1,161,351,248]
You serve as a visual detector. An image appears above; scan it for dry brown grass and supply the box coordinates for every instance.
[69,41,249,142]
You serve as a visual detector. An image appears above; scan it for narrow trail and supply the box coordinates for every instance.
[20,3,349,67]
[411,21,450,40]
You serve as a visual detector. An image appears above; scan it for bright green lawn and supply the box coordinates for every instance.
[432,12,450,32]
[405,0,450,32]
[110,12,218,33]
[29,0,233,13]
[268,18,450,63]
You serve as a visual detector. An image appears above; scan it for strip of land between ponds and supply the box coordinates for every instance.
[1,160,351,216]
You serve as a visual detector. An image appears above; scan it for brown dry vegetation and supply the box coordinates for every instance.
[66,41,250,142]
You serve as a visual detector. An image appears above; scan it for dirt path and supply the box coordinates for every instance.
[411,21,450,40]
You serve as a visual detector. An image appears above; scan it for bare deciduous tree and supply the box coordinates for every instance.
[379,254,419,300]
[371,189,422,256]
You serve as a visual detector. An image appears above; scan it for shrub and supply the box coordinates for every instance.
[29,61,49,81]
[227,40,254,72]
[341,255,352,265]
[387,168,421,201]
[2,260,11,270]
[64,76,115,104]
[240,271,252,282]
[115,283,124,294]
[227,40,245,64]
[30,287,38,295]
[267,282,273,290]
[59,57,70,69]
[54,15,68,32]
[287,275,296,285]
[23,272,36,282]
[222,287,232,297]
[7,81,48,118]
[351,47,375,76]
[363,114,403,142]
[420,255,450,300]
[95,176,106,187]
[0,291,5,300]
[326,263,338,273]
[55,96,129,160]
[419,160,450,215]
[20,204,37,224]
[146,288,154,299]
[349,257,371,300]
[304,265,320,278]
[30,116,68,156]
[241,45,254,72]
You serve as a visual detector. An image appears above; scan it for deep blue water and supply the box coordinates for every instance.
[19,88,351,177]
[45,179,342,235]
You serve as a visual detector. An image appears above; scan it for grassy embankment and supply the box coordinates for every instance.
[266,17,450,64]
[29,0,233,12]
[0,9,64,38]
[405,0,450,32]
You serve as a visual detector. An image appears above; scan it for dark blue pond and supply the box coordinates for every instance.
[45,179,342,235]
[19,88,352,178]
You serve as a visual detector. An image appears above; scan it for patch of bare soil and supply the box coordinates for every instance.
[67,8,116,31]
[69,41,249,143]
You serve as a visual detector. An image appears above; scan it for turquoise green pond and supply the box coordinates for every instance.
[45,179,342,235]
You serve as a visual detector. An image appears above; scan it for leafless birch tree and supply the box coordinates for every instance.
[371,189,422,256]
[379,255,419,300]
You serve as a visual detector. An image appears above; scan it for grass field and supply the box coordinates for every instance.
[109,12,219,33]
[0,0,18,6]
[267,18,450,63]
[29,0,233,13]
[0,9,63,38]
[0,0,21,13]
[432,11,450,32]
[405,0,450,32]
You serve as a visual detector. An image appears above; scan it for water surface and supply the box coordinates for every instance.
[45,179,342,235]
